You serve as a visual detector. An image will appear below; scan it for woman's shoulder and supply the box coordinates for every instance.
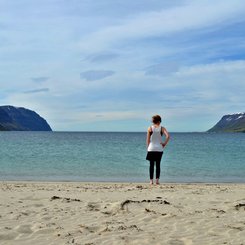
[147,126,153,132]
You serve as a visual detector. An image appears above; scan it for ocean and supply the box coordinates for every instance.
[0,131,244,183]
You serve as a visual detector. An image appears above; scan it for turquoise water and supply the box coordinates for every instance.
[0,132,244,182]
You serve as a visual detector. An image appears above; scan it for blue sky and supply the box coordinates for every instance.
[1,0,245,132]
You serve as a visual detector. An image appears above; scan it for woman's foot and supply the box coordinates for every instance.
[156,179,160,185]
[150,179,153,185]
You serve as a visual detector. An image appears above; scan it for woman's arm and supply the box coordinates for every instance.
[146,127,151,148]
[161,127,170,148]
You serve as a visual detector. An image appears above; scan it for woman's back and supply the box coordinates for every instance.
[147,126,163,152]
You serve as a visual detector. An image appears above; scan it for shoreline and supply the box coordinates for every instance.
[1,182,245,244]
[2,179,245,184]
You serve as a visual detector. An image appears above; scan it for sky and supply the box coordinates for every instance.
[1,0,245,132]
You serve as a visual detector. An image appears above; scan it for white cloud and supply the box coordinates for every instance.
[177,60,245,75]
[79,0,245,52]
[74,110,142,122]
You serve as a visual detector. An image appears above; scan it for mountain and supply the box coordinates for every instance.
[0,105,52,131]
[208,112,245,133]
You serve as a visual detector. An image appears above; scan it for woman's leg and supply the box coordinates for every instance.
[149,161,154,182]
[156,160,161,180]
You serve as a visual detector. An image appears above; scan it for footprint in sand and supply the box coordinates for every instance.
[79,224,102,233]
[86,202,101,211]
[15,224,33,234]
[167,239,185,245]
[33,228,56,235]
[29,223,56,235]
[0,232,19,241]
[101,202,121,215]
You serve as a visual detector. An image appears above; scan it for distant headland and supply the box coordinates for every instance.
[208,112,245,133]
[0,105,52,131]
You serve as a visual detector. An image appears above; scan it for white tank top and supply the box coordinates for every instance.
[147,126,163,152]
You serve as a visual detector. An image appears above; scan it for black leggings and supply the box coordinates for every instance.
[149,160,161,179]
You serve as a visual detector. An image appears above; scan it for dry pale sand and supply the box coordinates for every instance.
[1,182,245,245]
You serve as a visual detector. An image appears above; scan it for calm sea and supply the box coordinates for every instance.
[0,132,244,183]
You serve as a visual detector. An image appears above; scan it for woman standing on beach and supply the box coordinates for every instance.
[146,115,170,185]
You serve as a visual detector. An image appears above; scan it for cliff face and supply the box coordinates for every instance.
[208,113,245,133]
[0,106,52,131]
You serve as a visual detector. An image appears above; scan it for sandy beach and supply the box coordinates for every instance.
[1,182,245,244]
